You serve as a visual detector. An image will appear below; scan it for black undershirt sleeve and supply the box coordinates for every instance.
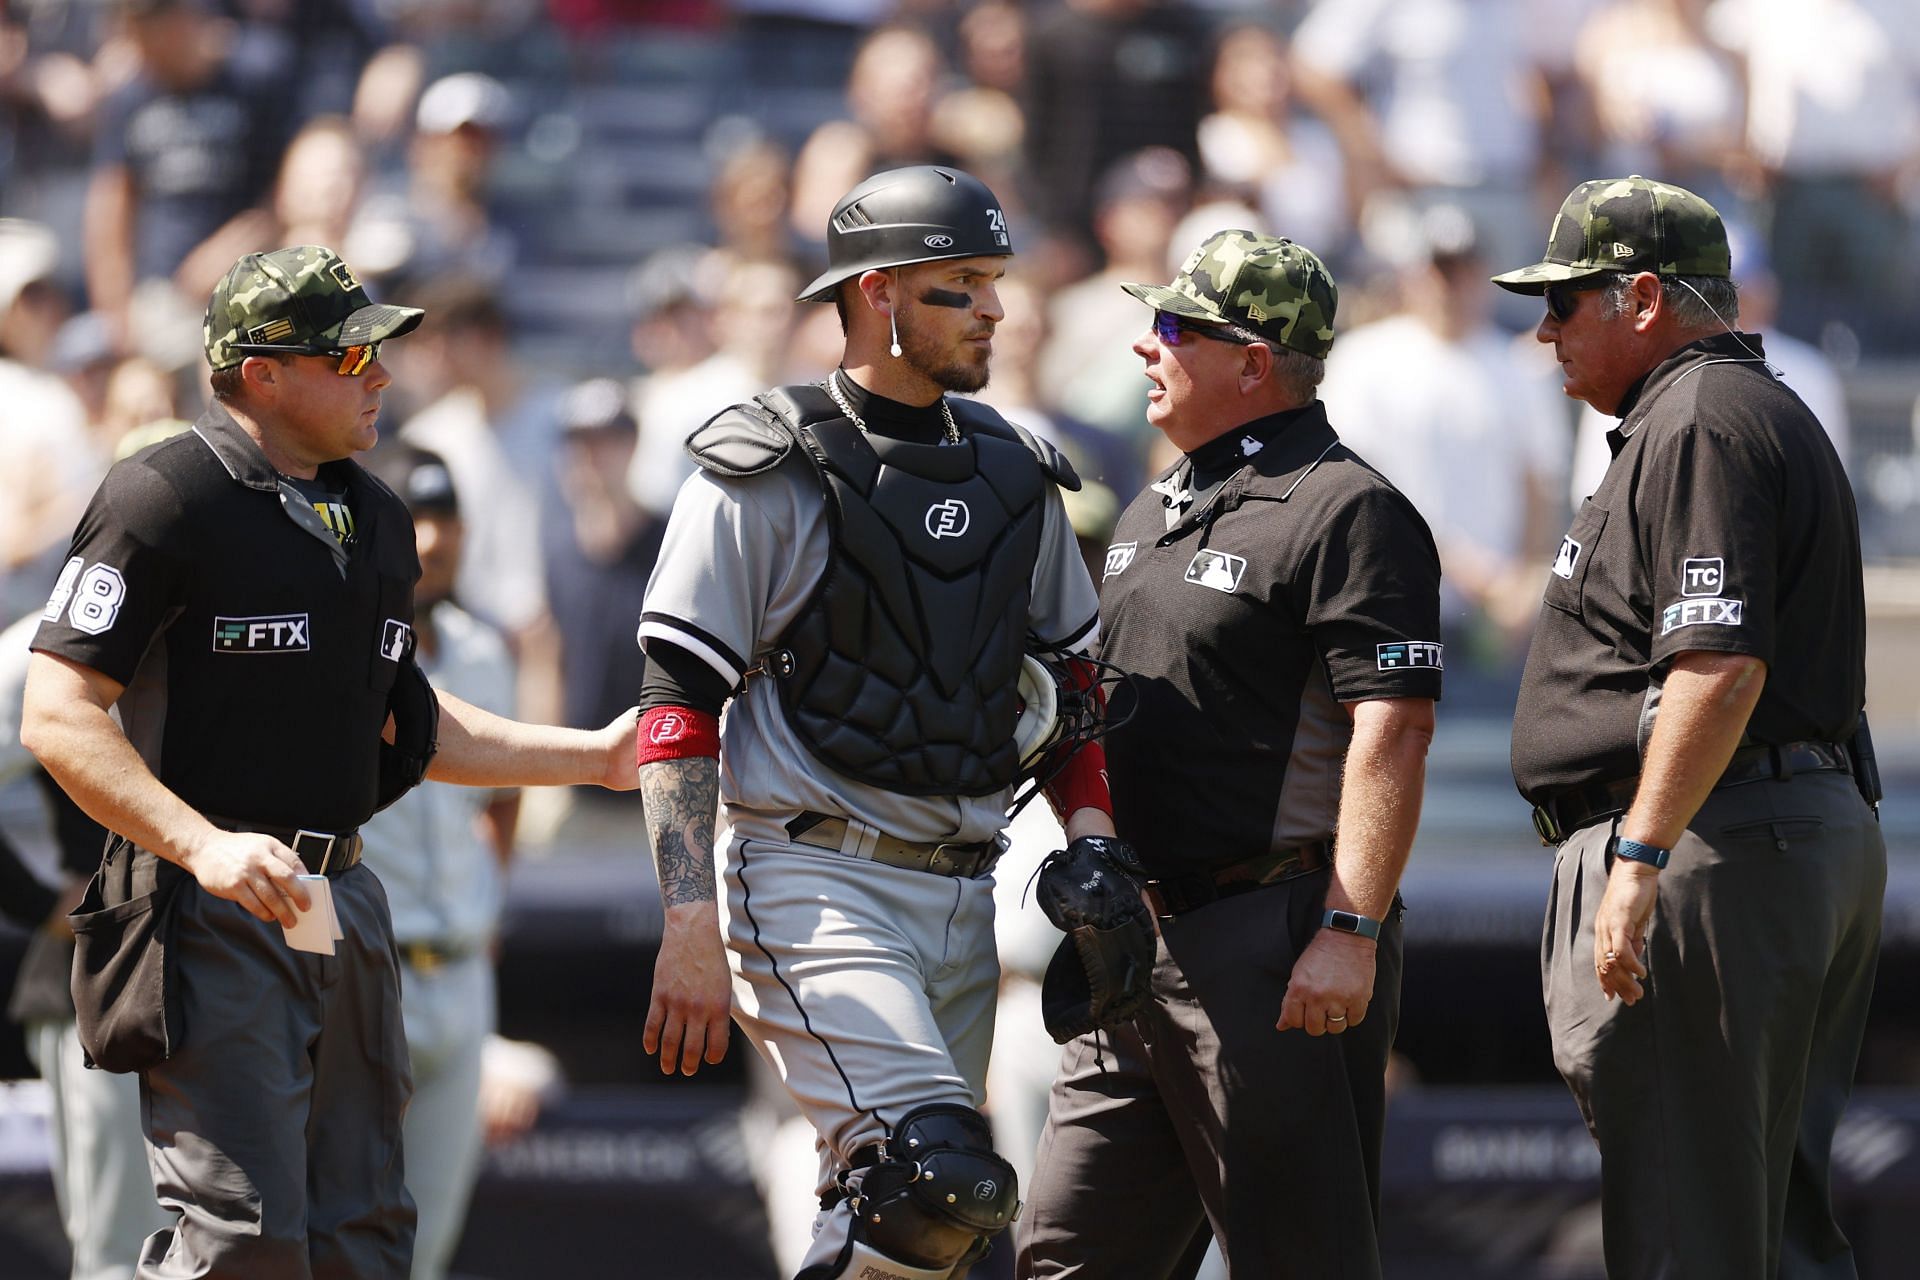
[637,640,733,716]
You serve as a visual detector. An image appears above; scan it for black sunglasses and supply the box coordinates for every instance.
[1543,279,1612,323]
[1153,309,1265,348]
[231,341,382,376]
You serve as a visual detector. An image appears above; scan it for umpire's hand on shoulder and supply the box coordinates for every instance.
[644,905,733,1076]
[181,829,312,928]
[598,707,642,791]
[1277,927,1376,1037]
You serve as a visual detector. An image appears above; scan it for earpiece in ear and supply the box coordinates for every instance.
[890,308,902,359]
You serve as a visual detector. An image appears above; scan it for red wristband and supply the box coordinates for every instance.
[636,706,720,765]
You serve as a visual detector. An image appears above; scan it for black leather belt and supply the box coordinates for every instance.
[1530,739,1852,845]
[1142,841,1332,919]
[207,817,364,876]
[786,813,1000,879]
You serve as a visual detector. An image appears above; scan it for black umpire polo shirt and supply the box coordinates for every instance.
[1511,332,1867,806]
[1098,403,1444,874]
[30,404,420,832]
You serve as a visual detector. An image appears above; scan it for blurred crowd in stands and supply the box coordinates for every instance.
[4,0,1920,717]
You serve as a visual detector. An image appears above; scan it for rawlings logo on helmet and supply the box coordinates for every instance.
[924,234,955,249]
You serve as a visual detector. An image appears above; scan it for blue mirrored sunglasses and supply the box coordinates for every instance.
[1153,309,1262,348]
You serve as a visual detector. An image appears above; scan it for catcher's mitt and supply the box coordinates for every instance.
[1034,835,1155,1044]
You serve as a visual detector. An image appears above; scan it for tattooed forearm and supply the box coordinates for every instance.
[640,757,720,907]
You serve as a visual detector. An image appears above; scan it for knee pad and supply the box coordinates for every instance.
[844,1104,1020,1275]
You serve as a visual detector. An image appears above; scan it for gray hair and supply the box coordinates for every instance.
[1599,273,1740,329]
[1265,344,1325,405]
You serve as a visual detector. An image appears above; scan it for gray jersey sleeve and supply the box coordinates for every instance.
[1029,488,1101,654]
[638,465,823,688]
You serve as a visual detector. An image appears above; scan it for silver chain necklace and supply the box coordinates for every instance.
[826,369,959,445]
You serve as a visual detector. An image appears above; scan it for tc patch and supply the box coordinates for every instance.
[1661,598,1743,635]
[1681,557,1725,597]
[925,498,971,540]
[380,619,413,661]
[1551,535,1582,580]
[213,614,311,653]
[1377,641,1444,671]
[1185,549,1247,593]
[1103,541,1137,579]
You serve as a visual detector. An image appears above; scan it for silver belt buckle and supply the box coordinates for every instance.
[293,828,336,874]
[928,842,966,876]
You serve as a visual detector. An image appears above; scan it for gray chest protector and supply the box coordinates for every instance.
[688,383,1077,797]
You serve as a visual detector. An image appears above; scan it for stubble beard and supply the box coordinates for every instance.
[898,309,992,395]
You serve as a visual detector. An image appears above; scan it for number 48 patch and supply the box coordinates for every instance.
[45,557,128,635]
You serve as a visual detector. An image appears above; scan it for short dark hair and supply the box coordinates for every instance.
[208,351,290,404]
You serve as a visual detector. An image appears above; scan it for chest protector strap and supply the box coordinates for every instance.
[731,383,1050,796]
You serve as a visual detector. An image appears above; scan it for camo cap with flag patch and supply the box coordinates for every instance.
[204,245,424,371]
[1490,176,1730,295]
[1121,229,1338,359]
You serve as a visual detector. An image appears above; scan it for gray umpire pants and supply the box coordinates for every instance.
[1019,868,1403,1279]
[135,863,416,1279]
[26,1018,171,1280]
[1543,770,1885,1280]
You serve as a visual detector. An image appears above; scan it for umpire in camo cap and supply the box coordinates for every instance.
[1496,177,1883,1279]
[1122,228,1338,359]
[1020,225,1442,1278]
[1490,174,1731,297]
[23,237,652,1278]
[205,245,424,376]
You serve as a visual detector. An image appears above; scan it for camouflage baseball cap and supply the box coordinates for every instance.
[1490,176,1730,295]
[1121,230,1338,359]
[204,245,424,371]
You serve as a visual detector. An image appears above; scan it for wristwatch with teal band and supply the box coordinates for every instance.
[1321,908,1383,940]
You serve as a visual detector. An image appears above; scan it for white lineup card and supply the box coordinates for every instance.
[281,875,343,955]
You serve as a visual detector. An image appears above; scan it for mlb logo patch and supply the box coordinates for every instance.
[380,619,412,661]
[1184,550,1247,593]
[1552,535,1582,580]
[1681,557,1724,597]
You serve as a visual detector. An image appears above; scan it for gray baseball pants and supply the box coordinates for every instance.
[26,1018,171,1280]
[724,836,1000,1277]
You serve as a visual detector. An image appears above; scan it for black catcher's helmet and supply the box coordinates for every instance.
[797,165,1014,303]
